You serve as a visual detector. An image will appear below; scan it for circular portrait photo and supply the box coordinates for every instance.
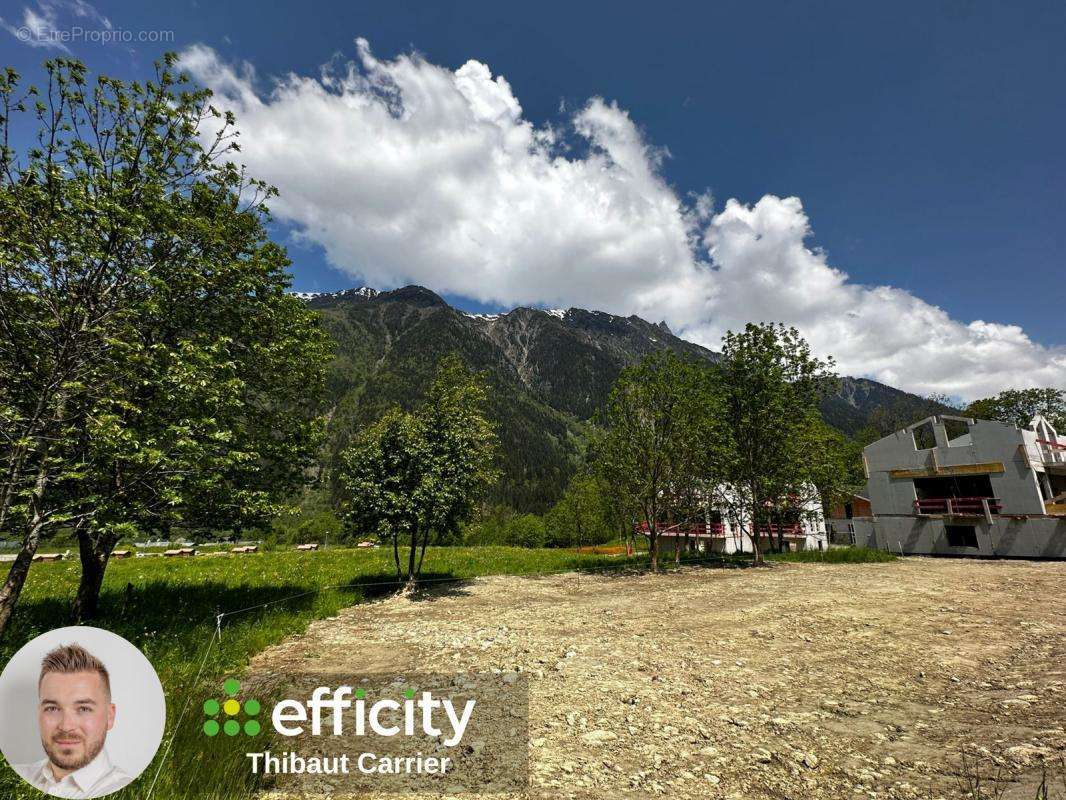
[0,626,166,798]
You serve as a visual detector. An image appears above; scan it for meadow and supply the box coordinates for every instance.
[0,546,650,799]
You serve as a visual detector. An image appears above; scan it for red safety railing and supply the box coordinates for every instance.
[914,497,1002,516]
[633,521,810,538]
[634,521,726,537]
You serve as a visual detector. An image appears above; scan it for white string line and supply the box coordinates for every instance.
[143,625,220,800]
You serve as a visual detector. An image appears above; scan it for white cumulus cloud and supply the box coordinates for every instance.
[179,41,1066,402]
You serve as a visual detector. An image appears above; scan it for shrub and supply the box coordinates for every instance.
[507,514,547,548]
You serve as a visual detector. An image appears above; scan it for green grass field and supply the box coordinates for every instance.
[0,546,651,799]
[0,543,892,798]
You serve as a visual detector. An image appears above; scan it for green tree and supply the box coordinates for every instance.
[597,351,715,571]
[340,356,498,583]
[544,474,613,550]
[808,420,866,511]
[0,57,330,633]
[965,388,1065,431]
[765,414,864,552]
[712,323,837,565]
[71,284,328,621]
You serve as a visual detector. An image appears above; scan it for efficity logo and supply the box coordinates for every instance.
[200,678,479,777]
[202,678,263,737]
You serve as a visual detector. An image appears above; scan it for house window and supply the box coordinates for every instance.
[945,525,978,548]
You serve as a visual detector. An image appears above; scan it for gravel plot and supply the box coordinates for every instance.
[251,558,1066,799]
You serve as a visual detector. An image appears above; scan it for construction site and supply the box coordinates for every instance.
[251,557,1066,800]
[831,415,1066,558]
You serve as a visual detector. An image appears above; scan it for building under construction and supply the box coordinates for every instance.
[830,414,1066,558]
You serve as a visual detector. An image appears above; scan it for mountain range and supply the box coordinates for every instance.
[304,285,949,512]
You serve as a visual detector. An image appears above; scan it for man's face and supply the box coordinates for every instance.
[38,671,115,773]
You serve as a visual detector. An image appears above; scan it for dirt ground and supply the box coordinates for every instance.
[250,558,1066,799]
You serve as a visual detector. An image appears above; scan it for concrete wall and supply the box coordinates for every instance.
[864,417,1046,517]
[848,516,1066,559]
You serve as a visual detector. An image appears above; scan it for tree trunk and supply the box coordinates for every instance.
[0,465,52,638]
[392,532,401,578]
[406,525,418,583]
[0,519,45,638]
[649,531,659,572]
[750,501,764,566]
[414,526,431,578]
[70,525,116,623]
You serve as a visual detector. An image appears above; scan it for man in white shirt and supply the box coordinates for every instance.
[13,643,134,798]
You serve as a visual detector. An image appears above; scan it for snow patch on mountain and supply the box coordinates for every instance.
[291,286,379,301]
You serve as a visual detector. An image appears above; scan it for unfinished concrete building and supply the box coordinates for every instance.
[830,414,1066,558]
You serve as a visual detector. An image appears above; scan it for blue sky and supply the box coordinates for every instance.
[2,0,1064,398]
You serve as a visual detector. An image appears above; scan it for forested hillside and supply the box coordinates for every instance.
[307,286,950,511]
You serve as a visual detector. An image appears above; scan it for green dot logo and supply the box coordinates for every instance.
[203,678,262,738]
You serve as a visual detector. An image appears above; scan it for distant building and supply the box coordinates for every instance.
[828,494,872,521]
[638,485,829,555]
[829,414,1066,558]
[828,493,872,544]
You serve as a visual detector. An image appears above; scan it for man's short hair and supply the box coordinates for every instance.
[39,644,111,697]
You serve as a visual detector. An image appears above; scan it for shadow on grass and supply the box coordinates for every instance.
[0,585,311,662]
[337,559,753,599]
[567,551,755,580]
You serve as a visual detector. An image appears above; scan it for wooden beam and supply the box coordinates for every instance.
[889,462,1005,479]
